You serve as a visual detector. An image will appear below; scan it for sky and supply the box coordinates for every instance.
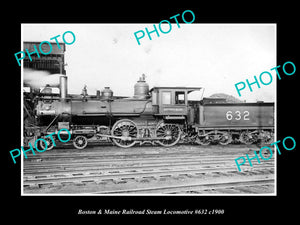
[22,23,276,102]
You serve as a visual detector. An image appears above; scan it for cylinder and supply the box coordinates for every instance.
[59,75,68,99]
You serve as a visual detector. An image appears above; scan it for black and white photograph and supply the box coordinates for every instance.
[21,23,276,195]
[4,5,298,220]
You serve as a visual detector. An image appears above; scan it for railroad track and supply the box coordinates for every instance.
[23,163,274,186]
[23,145,275,194]
[89,178,275,194]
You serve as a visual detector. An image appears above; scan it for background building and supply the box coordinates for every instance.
[23,41,66,74]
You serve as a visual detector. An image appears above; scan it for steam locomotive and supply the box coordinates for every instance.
[23,74,274,149]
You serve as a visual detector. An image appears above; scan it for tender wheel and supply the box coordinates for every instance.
[195,135,211,146]
[39,137,54,150]
[73,135,88,149]
[111,119,138,148]
[239,131,256,144]
[155,122,181,147]
[261,130,274,144]
[219,132,232,145]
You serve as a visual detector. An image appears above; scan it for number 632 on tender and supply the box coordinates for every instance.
[226,111,250,121]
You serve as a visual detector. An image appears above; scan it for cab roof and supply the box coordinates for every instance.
[150,87,202,93]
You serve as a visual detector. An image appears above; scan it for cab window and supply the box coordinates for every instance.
[175,91,185,104]
[162,91,171,104]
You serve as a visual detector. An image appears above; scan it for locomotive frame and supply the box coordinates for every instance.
[23,75,274,150]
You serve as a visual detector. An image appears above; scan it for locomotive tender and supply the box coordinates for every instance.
[24,74,274,149]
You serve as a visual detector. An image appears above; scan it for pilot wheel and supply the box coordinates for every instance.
[38,136,55,150]
[73,135,88,149]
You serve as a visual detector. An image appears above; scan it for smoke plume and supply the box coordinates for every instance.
[23,69,62,88]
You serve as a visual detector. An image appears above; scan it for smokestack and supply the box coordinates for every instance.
[59,75,68,99]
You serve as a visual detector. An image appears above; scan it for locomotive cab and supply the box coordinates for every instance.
[150,87,202,121]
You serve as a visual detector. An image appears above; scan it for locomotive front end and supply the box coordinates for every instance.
[36,75,71,121]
